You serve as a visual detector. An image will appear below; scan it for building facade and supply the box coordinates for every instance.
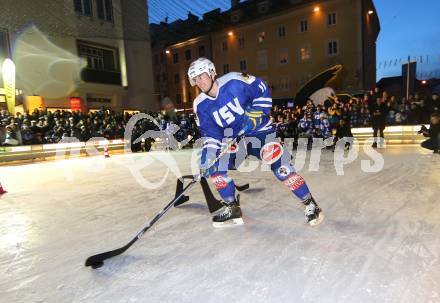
[151,0,380,110]
[0,0,156,113]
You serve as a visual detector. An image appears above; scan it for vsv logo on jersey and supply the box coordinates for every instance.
[212,97,244,127]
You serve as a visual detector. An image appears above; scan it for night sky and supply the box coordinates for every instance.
[148,0,440,81]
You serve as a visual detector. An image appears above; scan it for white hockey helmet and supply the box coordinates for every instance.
[187,57,216,86]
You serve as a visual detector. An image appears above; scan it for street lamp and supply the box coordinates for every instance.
[314,6,320,12]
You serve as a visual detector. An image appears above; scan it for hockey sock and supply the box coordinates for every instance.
[283,173,312,201]
[210,173,236,203]
[273,165,312,201]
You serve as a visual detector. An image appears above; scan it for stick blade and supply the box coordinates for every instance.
[85,254,106,268]
[235,183,250,191]
[85,243,132,268]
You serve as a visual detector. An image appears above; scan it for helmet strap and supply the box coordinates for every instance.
[204,74,216,97]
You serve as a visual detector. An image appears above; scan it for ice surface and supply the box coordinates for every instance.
[0,146,439,303]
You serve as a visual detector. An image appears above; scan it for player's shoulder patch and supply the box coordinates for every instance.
[217,72,256,87]
[240,72,250,81]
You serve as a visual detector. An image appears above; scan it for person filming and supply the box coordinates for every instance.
[419,113,440,154]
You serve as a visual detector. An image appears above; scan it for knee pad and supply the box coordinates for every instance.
[260,142,284,165]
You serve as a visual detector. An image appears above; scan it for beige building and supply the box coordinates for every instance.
[0,0,157,113]
[151,0,379,109]
[152,35,211,110]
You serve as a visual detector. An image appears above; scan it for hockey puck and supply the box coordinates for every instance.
[91,261,104,269]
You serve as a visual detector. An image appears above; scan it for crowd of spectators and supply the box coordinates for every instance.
[0,106,200,149]
[1,89,439,148]
[0,108,141,146]
[271,89,440,144]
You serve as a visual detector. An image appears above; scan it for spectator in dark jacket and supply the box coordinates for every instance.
[423,93,440,121]
[419,113,440,154]
[333,118,354,151]
[370,97,388,148]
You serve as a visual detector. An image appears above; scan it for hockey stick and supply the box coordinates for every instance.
[173,175,250,211]
[85,132,245,269]
[85,180,197,269]
[235,183,250,191]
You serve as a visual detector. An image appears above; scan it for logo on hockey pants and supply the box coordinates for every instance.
[276,165,292,180]
[211,175,231,190]
[283,173,305,191]
[260,142,283,164]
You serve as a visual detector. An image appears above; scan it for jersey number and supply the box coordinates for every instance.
[212,97,244,127]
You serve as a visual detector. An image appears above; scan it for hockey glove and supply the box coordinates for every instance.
[242,110,264,134]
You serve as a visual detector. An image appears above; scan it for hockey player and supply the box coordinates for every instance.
[188,57,324,227]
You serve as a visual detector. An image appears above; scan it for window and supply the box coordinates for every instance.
[299,45,312,62]
[277,25,286,38]
[278,49,288,65]
[238,37,245,49]
[300,19,308,33]
[257,2,269,14]
[96,0,113,21]
[258,32,265,43]
[187,91,192,103]
[223,64,229,74]
[73,0,92,16]
[328,40,338,55]
[154,54,159,65]
[231,12,241,23]
[174,74,180,84]
[0,29,10,59]
[257,50,268,70]
[198,45,205,57]
[176,94,182,105]
[280,78,289,91]
[185,49,191,61]
[160,53,164,63]
[221,40,228,52]
[239,60,247,71]
[86,97,111,103]
[74,0,82,12]
[328,12,337,26]
[78,43,117,71]
[300,45,311,61]
[162,73,167,81]
[173,53,178,64]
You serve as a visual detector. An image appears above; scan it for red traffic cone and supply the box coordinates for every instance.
[0,182,7,195]
[104,147,110,158]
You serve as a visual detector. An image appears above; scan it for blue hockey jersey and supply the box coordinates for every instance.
[193,72,274,153]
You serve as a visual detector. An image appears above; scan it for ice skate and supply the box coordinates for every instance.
[303,197,324,226]
[212,197,243,228]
